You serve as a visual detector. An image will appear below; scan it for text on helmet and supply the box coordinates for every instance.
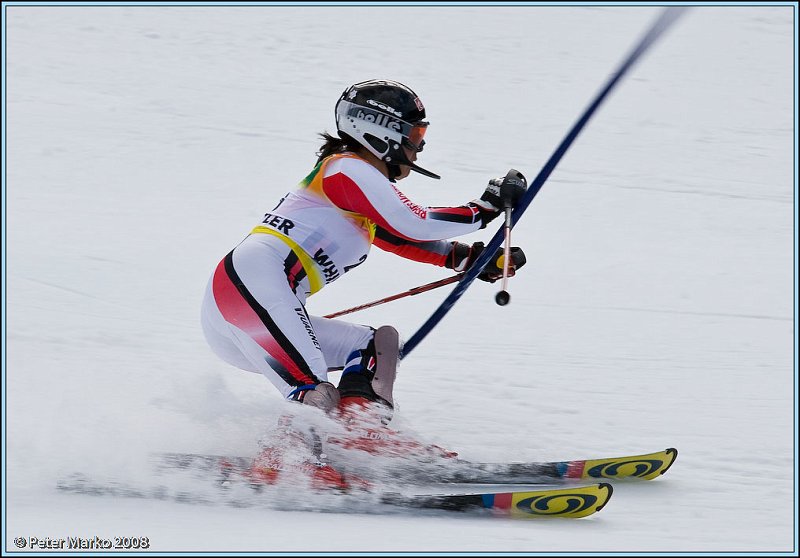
[354,109,402,133]
[366,99,403,117]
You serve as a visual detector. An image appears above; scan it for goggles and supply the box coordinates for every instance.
[404,122,428,152]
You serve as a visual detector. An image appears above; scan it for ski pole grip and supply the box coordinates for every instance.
[499,168,526,210]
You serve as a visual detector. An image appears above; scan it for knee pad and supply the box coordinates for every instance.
[371,325,400,407]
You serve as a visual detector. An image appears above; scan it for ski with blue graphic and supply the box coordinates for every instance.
[153,447,677,485]
[57,473,612,519]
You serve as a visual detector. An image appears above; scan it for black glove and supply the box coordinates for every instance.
[469,169,528,228]
[445,241,527,283]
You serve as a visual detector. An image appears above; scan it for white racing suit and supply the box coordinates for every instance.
[201,153,483,401]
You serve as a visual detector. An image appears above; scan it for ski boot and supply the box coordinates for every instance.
[245,410,369,492]
[330,326,458,460]
[331,397,458,460]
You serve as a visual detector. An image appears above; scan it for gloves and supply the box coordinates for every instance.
[446,241,527,283]
[479,244,526,283]
[469,169,528,228]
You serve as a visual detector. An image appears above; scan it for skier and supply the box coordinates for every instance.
[200,79,527,485]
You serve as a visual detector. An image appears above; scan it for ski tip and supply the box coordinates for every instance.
[660,447,678,476]
[581,448,679,481]
[596,482,613,513]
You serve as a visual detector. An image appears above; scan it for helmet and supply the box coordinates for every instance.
[335,79,440,180]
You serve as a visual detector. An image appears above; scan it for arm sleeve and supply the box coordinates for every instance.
[322,158,483,242]
[373,227,477,271]
[373,227,454,266]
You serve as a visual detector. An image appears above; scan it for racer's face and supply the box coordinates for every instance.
[394,146,417,180]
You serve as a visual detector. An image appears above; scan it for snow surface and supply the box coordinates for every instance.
[4,3,797,555]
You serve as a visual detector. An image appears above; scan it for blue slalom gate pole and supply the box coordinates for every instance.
[401,7,688,359]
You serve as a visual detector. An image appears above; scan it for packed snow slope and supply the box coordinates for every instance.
[5,4,796,554]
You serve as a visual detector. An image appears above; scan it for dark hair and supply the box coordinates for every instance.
[316,132,360,164]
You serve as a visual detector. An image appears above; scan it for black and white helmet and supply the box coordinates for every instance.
[335,79,440,180]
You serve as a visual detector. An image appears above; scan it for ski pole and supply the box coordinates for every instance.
[495,205,513,306]
[495,175,517,306]
[323,274,463,319]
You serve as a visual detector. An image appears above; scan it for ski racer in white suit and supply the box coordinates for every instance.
[201,79,528,422]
